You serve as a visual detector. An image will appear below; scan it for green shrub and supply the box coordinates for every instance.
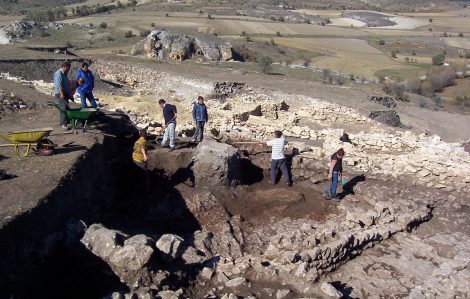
[432,53,445,65]
[257,56,273,74]
[99,22,107,28]
[124,31,133,38]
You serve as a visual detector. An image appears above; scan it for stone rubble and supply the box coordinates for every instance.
[91,59,470,193]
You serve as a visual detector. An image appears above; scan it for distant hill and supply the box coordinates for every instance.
[262,0,457,12]
[0,0,86,14]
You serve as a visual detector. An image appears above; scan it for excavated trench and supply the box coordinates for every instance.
[0,122,344,299]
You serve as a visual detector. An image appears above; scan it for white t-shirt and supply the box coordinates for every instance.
[267,137,288,160]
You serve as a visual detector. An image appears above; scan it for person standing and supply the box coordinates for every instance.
[259,130,292,186]
[53,61,72,129]
[76,62,97,108]
[192,96,208,142]
[323,148,345,201]
[159,99,177,152]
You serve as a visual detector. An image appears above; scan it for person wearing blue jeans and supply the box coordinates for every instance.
[259,130,292,186]
[159,99,178,152]
[192,96,208,142]
[76,62,97,108]
[323,148,345,201]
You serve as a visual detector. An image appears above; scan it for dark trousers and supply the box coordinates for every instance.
[55,95,69,125]
[134,160,149,194]
[193,121,205,141]
[270,158,290,184]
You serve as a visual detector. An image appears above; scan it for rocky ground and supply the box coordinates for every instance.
[0,55,469,299]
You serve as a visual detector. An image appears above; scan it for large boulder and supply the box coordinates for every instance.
[136,30,233,62]
[81,224,154,272]
[156,234,184,261]
[192,139,240,187]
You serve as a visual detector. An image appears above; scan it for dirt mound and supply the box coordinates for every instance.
[369,110,403,127]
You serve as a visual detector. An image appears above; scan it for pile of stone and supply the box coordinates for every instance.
[369,110,403,127]
[91,60,470,192]
[134,30,233,62]
[0,89,34,112]
[369,96,397,108]
[1,21,35,39]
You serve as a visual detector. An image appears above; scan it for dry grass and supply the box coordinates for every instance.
[270,37,409,78]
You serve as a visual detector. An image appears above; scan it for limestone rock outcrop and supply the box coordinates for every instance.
[135,30,233,62]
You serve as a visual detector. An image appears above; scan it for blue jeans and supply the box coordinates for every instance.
[270,158,290,184]
[79,91,97,108]
[325,172,339,198]
[161,122,176,148]
[193,121,205,141]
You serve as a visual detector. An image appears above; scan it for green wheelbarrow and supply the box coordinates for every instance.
[48,102,97,130]
[0,127,55,157]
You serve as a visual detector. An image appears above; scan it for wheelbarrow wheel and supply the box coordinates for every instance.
[37,138,55,156]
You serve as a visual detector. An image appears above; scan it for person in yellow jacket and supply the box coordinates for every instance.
[133,130,149,192]
[133,130,148,168]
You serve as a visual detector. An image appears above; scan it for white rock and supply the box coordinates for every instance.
[320,282,342,298]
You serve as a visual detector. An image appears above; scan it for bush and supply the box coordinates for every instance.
[419,99,427,108]
[458,33,464,38]
[432,93,442,107]
[241,31,246,36]
[207,14,212,19]
[432,53,445,65]
[140,30,151,37]
[336,75,347,85]
[124,31,133,38]
[412,50,416,56]
[276,31,281,37]
[428,67,456,92]
[321,68,334,84]
[378,40,385,45]
[383,82,408,101]
[391,49,397,58]
[302,58,311,67]
[99,22,107,28]
[455,95,470,110]
[151,22,155,27]
[404,77,422,94]
[257,56,273,74]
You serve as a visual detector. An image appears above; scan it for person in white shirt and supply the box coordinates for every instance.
[259,130,292,186]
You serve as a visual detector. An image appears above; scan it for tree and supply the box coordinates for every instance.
[257,56,273,74]
[99,22,107,28]
[321,68,333,84]
[432,53,445,65]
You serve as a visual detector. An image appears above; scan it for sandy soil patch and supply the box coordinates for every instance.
[272,37,401,77]
[329,18,366,27]
[376,16,429,30]
[293,9,342,18]
[63,12,367,37]
[444,38,470,50]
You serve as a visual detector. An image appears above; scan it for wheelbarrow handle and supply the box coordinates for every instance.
[47,101,69,112]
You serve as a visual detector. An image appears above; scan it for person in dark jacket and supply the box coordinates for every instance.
[76,62,97,108]
[323,148,345,201]
[159,99,177,152]
[192,96,208,142]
